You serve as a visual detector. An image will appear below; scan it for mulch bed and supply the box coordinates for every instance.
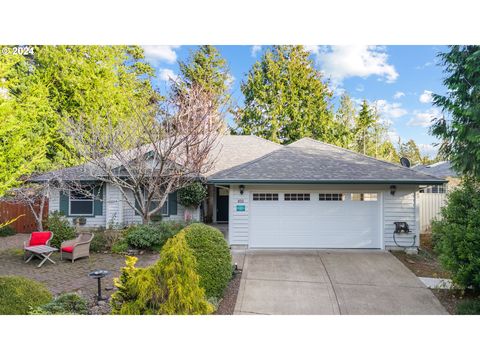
[391,247,480,314]
[215,270,242,315]
[391,249,451,278]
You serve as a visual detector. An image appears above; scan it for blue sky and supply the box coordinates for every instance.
[143,45,448,157]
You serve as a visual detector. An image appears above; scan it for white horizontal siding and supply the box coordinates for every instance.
[229,187,249,245]
[383,190,418,248]
[48,188,107,228]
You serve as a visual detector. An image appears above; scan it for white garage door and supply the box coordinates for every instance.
[249,191,381,248]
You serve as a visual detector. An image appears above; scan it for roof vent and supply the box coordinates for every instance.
[400,157,411,168]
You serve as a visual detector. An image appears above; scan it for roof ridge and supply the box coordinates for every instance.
[247,134,284,147]
[289,137,440,179]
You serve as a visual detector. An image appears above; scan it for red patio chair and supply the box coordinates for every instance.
[23,231,54,260]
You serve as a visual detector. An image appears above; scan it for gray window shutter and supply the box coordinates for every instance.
[59,191,69,216]
[168,191,177,215]
[94,183,104,216]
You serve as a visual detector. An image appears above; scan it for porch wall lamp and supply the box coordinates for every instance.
[390,185,397,196]
[239,185,245,195]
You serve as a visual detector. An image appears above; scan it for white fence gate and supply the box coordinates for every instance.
[418,192,447,233]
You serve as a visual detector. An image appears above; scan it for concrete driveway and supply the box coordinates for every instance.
[234,250,448,315]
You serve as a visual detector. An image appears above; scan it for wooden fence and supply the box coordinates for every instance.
[0,200,49,233]
[418,192,447,233]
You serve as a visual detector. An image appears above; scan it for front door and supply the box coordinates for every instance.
[216,187,229,222]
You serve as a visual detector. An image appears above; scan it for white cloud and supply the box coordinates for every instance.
[316,45,399,84]
[407,108,441,127]
[143,46,179,63]
[304,45,320,56]
[251,45,262,57]
[0,87,8,99]
[226,74,235,88]
[158,68,178,82]
[388,129,401,144]
[393,91,405,99]
[419,90,433,104]
[418,143,438,157]
[355,84,364,92]
[374,99,408,122]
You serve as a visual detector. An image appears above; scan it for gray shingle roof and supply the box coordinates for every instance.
[30,135,282,182]
[208,138,446,184]
[412,161,458,179]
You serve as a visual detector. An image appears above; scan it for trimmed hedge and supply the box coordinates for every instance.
[0,276,52,315]
[183,223,232,300]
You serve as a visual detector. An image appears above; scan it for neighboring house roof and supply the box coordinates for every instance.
[208,138,446,184]
[412,161,458,179]
[30,135,282,182]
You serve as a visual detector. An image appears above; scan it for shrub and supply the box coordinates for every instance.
[91,229,123,253]
[0,225,16,237]
[432,179,480,290]
[183,223,232,300]
[90,230,108,253]
[456,299,480,315]
[30,293,89,315]
[111,237,129,254]
[0,276,52,314]
[178,182,207,208]
[110,231,214,315]
[45,211,76,248]
[122,221,185,250]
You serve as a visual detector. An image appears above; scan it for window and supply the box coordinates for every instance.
[420,184,447,194]
[253,193,279,201]
[284,193,310,201]
[319,193,344,201]
[69,186,94,215]
[351,193,378,201]
[149,192,169,216]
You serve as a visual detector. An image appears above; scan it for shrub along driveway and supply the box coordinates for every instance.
[0,234,158,299]
[234,250,448,315]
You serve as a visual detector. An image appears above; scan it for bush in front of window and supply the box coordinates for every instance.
[45,211,76,248]
[432,179,480,290]
[122,221,186,251]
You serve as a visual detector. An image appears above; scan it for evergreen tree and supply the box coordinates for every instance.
[236,45,334,144]
[431,45,480,178]
[334,93,356,148]
[354,100,376,154]
[398,139,424,165]
[178,45,231,108]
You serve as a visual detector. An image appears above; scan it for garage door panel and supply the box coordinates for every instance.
[250,192,381,249]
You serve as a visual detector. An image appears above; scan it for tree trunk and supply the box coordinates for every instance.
[142,214,150,225]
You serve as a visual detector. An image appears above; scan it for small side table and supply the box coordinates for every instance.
[25,245,58,268]
[89,270,110,302]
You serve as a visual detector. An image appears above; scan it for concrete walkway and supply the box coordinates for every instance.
[234,250,448,315]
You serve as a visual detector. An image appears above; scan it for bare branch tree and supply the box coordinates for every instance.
[65,84,224,224]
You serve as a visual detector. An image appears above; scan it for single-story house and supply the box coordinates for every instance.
[32,135,445,250]
[413,161,460,233]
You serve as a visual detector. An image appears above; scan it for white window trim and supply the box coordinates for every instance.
[69,189,94,216]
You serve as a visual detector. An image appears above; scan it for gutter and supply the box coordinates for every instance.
[207,178,447,185]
